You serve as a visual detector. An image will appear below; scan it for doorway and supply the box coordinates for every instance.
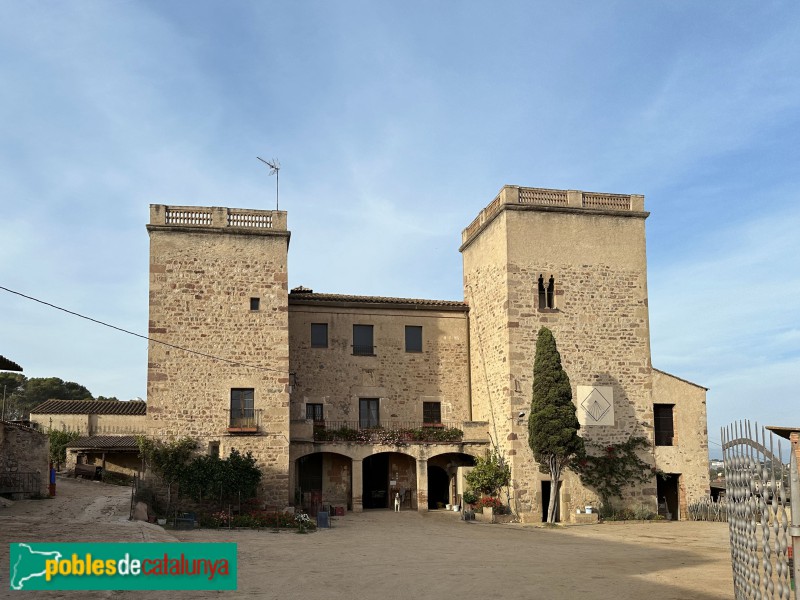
[427,466,449,509]
[363,453,389,509]
[658,474,680,520]
[541,481,561,522]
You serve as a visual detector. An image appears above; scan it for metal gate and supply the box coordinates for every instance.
[722,421,799,599]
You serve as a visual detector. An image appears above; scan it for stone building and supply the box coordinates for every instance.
[30,399,148,436]
[145,185,710,521]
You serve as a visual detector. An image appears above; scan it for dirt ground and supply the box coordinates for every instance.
[0,478,734,599]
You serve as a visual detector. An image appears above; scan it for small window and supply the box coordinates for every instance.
[353,325,374,356]
[208,441,220,458]
[405,326,422,353]
[538,275,556,310]
[359,398,380,428]
[250,297,260,311]
[423,401,441,424]
[654,404,675,446]
[306,403,324,422]
[311,323,328,348]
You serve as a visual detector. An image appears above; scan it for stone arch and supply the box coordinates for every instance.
[426,452,477,508]
[363,451,416,509]
[293,450,353,512]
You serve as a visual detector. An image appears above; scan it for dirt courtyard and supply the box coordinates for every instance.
[0,478,734,599]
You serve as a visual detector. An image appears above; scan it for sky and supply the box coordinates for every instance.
[1,2,799,457]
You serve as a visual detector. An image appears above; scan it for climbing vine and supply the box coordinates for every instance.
[572,436,657,512]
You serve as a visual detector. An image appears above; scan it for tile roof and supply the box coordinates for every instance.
[0,355,23,372]
[289,290,468,310]
[66,435,140,450]
[30,399,147,416]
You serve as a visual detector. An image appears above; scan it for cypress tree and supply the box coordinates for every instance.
[528,327,583,523]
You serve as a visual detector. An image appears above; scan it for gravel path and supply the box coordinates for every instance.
[0,479,734,599]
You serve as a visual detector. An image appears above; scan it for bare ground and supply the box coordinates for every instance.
[0,478,734,599]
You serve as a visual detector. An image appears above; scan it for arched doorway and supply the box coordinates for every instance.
[427,452,477,509]
[363,452,416,509]
[295,452,352,512]
[427,466,449,509]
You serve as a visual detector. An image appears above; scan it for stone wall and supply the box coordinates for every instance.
[1,421,49,497]
[289,304,470,424]
[652,369,710,509]
[146,206,291,506]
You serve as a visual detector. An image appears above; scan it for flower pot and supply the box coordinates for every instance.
[446,504,452,510]
[157,518,167,526]
[585,506,593,514]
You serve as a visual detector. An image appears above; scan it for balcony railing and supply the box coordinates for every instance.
[313,421,463,444]
[352,345,376,356]
[226,408,262,434]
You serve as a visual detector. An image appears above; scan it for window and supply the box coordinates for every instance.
[353,324,374,356]
[538,275,556,309]
[230,388,254,420]
[359,398,380,428]
[311,323,328,348]
[306,403,324,422]
[654,404,675,446]
[405,326,422,353]
[208,441,220,458]
[250,297,260,311]
[423,401,441,424]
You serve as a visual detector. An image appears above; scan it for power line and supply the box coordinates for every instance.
[0,285,289,375]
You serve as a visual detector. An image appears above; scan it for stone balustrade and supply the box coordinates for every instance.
[461,186,646,246]
[149,205,287,232]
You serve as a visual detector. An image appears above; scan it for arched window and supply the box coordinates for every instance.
[538,274,556,310]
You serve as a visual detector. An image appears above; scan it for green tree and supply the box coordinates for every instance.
[528,327,583,523]
[49,430,80,469]
[0,373,26,420]
[465,450,511,497]
[8,377,92,419]
[137,436,197,517]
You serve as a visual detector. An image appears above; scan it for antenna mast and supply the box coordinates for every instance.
[257,156,281,210]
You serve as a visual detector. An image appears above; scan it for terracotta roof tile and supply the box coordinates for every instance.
[66,435,140,450]
[30,399,147,416]
[289,291,468,310]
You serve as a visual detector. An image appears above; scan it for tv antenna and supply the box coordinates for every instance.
[257,156,281,210]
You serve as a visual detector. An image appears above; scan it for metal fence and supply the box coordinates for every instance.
[0,472,40,496]
[687,496,729,522]
[722,421,798,599]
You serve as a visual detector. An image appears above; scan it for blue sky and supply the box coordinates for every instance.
[2,2,799,456]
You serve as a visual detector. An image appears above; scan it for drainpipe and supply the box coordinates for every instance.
[465,310,472,422]
[790,447,799,594]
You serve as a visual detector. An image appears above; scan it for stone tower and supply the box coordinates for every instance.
[146,205,291,505]
[461,186,655,521]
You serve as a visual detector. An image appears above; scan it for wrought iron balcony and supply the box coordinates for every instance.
[226,408,262,434]
[312,421,463,444]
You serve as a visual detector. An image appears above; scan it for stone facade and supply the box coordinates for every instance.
[1,421,49,497]
[652,369,710,517]
[144,186,709,519]
[146,205,291,506]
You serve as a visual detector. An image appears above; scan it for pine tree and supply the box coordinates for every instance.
[528,327,583,523]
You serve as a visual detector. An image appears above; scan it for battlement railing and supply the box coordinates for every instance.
[461,186,645,245]
[150,205,287,231]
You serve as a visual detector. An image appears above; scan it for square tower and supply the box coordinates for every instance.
[461,186,655,520]
[146,205,291,505]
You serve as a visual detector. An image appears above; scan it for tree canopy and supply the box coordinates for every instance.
[528,326,583,523]
[1,376,93,419]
